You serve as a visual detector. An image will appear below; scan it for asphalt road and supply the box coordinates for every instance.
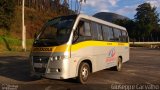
[0,48,160,90]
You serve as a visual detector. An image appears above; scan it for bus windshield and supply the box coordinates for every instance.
[34,15,77,47]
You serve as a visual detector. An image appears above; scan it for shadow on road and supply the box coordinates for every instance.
[0,56,81,83]
[0,56,35,82]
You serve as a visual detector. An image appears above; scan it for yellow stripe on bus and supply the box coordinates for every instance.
[71,41,129,51]
[32,41,129,52]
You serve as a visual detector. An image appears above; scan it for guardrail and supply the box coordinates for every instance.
[130,42,160,44]
[129,42,160,48]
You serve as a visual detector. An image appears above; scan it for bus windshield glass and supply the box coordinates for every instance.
[34,15,77,47]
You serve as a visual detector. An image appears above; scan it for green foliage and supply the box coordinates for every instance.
[0,0,77,52]
[0,0,15,30]
[135,3,160,36]
[114,19,137,40]
[114,3,160,41]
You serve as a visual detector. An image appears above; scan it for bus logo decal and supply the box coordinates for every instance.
[106,48,116,62]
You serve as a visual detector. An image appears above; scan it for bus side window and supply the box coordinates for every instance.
[83,22,91,37]
[91,22,103,40]
[113,28,121,42]
[73,21,92,43]
[97,24,103,40]
[121,31,128,42]
[102,25,114,41]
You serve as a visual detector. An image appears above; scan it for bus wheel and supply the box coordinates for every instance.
[116,57,122,71]
[112,57,122,71]
[77,62,90,84]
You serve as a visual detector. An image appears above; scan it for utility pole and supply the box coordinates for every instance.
[22,0,26,51]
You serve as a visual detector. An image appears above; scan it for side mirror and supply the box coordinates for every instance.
[72,30,79,43]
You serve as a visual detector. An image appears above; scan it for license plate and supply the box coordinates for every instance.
[34,63,43,68]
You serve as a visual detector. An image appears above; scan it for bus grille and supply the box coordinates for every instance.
[33,56,49,63]
[33,56,49,73]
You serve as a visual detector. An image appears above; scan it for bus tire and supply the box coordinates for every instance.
[112,57,122,71]
[116,57,122,71]
[77,62,90,84]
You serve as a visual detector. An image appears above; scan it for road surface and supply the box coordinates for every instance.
[0,48,160,90]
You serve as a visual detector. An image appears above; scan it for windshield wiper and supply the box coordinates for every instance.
[33,39,60,47]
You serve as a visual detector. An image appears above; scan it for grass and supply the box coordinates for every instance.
[0,36,33,52]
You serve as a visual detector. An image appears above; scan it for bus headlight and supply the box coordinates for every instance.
[50,55,67,61]
[54,56,63,60]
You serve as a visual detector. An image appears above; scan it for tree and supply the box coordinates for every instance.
[134,3,160,39]
[114,19,137,41]
[0,0,15,30]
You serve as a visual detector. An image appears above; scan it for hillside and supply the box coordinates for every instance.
[93,12,129,23]
[10,6,60,39]
[0,6,71,51]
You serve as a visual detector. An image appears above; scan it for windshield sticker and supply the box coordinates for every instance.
[33,47,52,52]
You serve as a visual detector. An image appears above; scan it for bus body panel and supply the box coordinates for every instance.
[30,45,73,79]
[30,14,129,80]
[70,41,129,77]
[30,41,129,79]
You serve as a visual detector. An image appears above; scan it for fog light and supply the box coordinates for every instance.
[56,69,61,72]
[47,68,50,73]
[48,68,61,73]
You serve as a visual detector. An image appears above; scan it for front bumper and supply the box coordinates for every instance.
[30,57,71,79]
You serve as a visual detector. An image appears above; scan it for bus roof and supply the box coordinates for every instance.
[77,14,127,31]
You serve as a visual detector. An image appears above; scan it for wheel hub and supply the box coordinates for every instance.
[82,67,88,78]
